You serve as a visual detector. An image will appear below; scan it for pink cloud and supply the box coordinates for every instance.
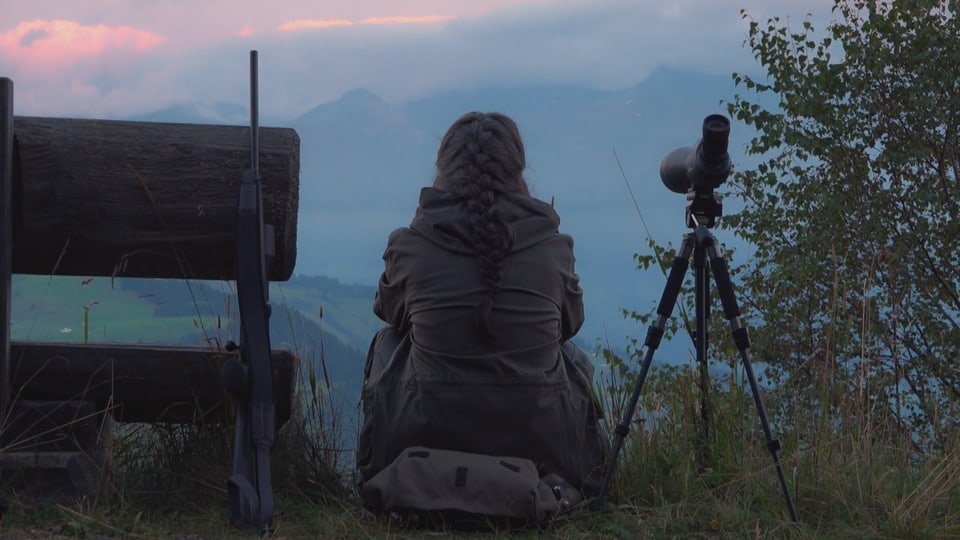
[238,24,256,37]
[0,19,170,117]
[0,19,165,71]
[359,15,455,25]
[277,14,454,33]
[277,19,354,32]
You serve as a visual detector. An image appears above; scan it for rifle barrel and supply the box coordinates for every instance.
[249,50,259,174]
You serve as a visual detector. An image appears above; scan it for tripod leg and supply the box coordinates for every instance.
[592,234,696,510]
[693,239,713,464]
[695,227,799,523]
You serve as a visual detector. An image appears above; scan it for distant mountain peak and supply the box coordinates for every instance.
[339,87,386,105]
[294,87,402,127]
[631,65,734,107]
[128,101,248,125]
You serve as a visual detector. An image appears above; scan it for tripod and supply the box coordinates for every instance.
[592,208,799,523]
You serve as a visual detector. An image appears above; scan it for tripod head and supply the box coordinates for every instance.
[659,114,732,228]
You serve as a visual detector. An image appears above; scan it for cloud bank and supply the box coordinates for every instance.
[1,0,835,120]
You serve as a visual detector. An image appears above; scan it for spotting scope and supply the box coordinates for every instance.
[659,114,732,193]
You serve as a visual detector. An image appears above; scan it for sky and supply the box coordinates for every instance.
[3,0,843,349]
[0,0,836,120]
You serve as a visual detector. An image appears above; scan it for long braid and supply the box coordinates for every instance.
[434,112,529,336]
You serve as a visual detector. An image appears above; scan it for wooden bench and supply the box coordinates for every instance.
[0,78,301,503]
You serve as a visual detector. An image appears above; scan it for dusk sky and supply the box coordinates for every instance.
[1,0,835,120]
[4,0,843,345]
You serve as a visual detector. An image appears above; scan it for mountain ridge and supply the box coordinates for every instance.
[116,65,747,356]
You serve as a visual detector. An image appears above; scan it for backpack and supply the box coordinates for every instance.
[360,446,581,530]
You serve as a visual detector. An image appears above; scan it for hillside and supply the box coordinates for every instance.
[10,274,378,408]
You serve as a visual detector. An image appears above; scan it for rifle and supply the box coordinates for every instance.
[223,50,277,534]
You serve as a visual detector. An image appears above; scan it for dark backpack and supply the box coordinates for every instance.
[361,446,581,530]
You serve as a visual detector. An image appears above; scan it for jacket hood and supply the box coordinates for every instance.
[409,187,564,255]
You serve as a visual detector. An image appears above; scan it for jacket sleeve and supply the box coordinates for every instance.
[373,228,410,332]
[560,237,585,342]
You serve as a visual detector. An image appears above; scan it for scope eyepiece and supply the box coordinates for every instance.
[699,114,730,162]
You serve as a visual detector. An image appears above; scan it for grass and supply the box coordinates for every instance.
[4,278,960,539]
[0,497,649,539]
[3,350,958,538]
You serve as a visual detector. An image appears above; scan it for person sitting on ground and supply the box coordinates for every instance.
[357,111,609,505]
